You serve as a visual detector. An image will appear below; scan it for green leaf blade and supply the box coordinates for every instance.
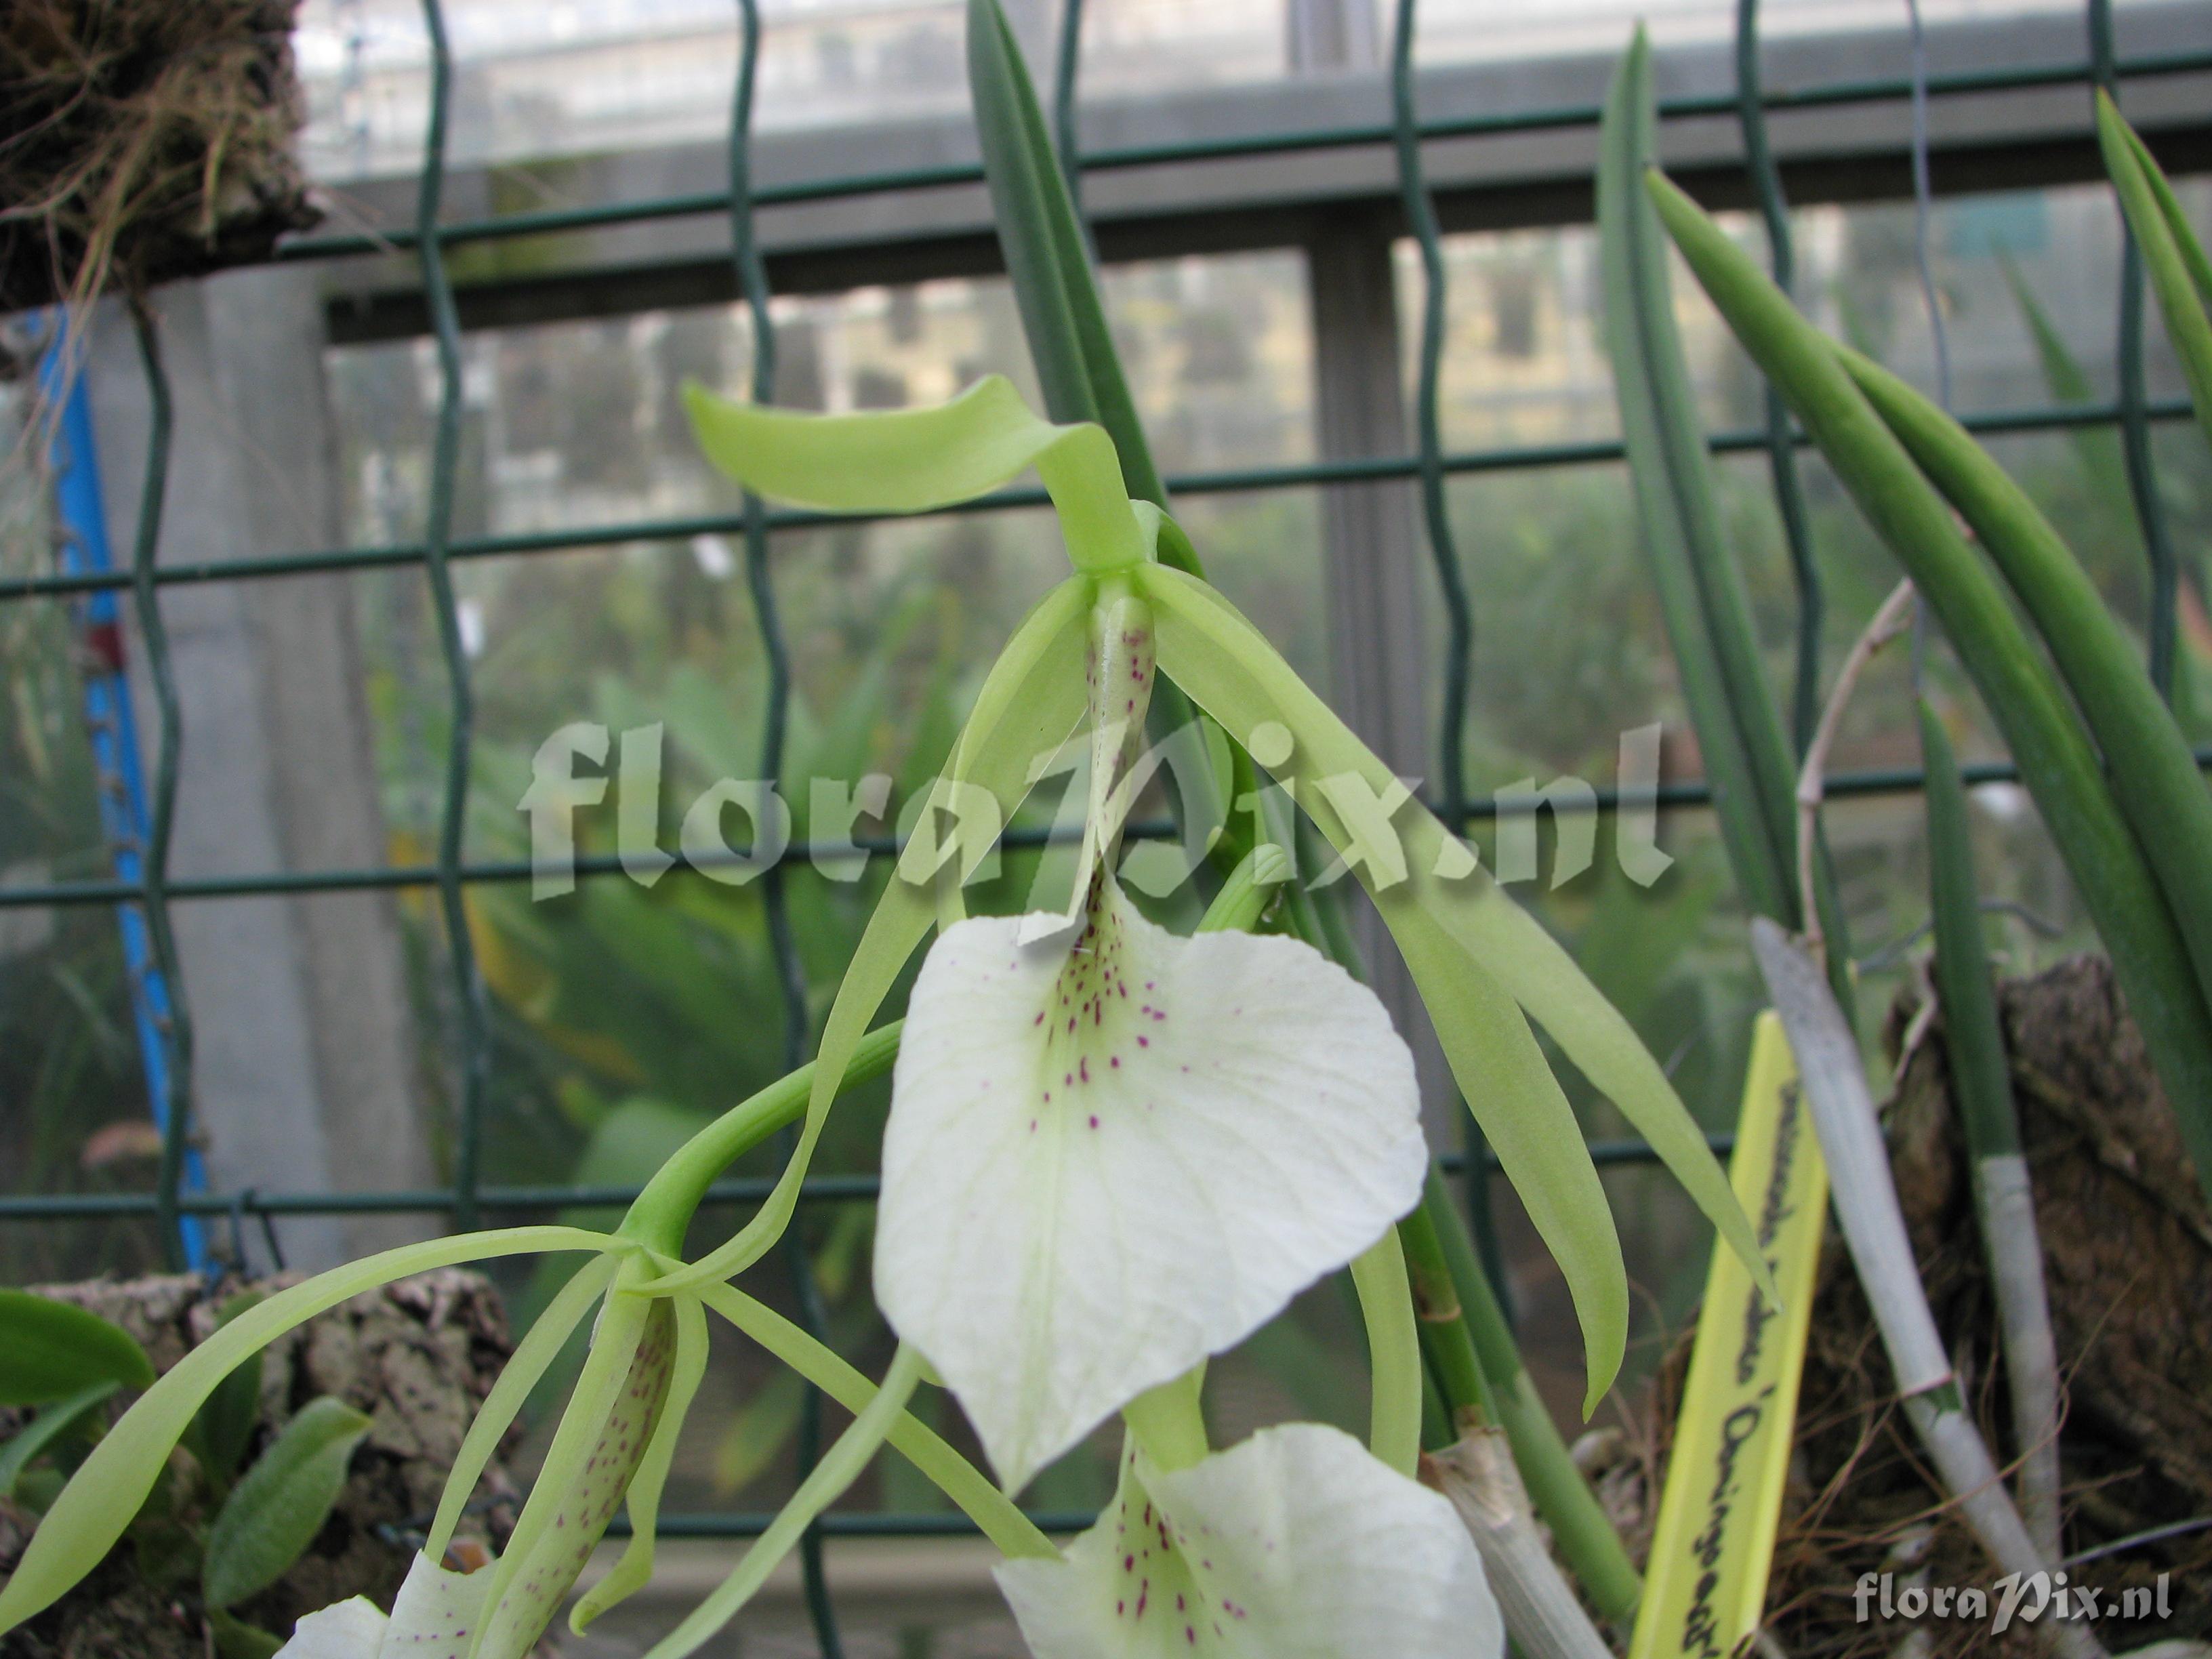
[202,1397,373,1610]
[966,0,1167,508]
[188,1291,269,1487]
[0,1382,119,1500]
[0,1290,154,1406]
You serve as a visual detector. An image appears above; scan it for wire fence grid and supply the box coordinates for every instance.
[1,0,2203,1641]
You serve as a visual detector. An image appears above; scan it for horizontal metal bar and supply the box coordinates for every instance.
[6,745,2205,912]
[274,47,2212,263]
[0,396,2188,604]
[0,1134,1728,1223]
[614,1508,1097,1540]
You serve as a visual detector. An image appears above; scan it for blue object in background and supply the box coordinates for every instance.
[37,316,209,1270]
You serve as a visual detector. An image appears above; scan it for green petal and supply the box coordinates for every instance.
[692,1279,1054,1561]
[640,1345,926,1659]
[1143,562,1774,1407]
[0,1226,614,1636]
[662,575,1092,1292]
[682,374,1146,573]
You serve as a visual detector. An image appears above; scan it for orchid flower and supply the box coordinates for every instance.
[654,373,1767,1653]
[998,1423,1500,1658]
[673,374,1773,1428]
[0,1038,1044,1659]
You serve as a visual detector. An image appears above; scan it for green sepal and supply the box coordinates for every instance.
[658,575,1092,1291]
[1142,560,1776,1410]
[425,1252,619,1563]
[683,374,1147,573]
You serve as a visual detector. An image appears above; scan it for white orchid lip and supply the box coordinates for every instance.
[874,872,1428,1494]
[274,1553,493,1659]
[995,1423,1500,1659]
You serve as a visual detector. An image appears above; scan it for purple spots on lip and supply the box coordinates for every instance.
[1137,1036,1149,1048]
[1088,1115,1099,1128]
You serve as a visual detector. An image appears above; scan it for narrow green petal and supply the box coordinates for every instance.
[1144,562,1775,1405]
[570,1294,710,1631]
[682,375,1146,573]
[662,577,1092,1292]
[641,1346,926,1659]
[0,1226,614,1636]
[1348,1231,1422,1477]
[692,1279,1054,1560]
[428,1254,619,1563]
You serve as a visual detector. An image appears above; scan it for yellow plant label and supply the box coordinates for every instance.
[1629,1010,1827,1659]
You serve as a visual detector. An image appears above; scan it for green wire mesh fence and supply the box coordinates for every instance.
[2,0,2206,1647]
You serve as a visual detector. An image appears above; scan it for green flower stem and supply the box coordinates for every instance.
[1122,1367,1211,1475]
[691,1279,1055,1559]
[1421,1167,1642,1623]
[1349,1229,1424,1478]
[1394,1194,1494,1425]
[622,1019,904,1256]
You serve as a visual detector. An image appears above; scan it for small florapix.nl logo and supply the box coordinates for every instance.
[1854,1571,2173,1635]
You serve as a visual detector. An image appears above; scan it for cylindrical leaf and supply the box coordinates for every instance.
[1916,699,2021,1160]
[1849,350,2212,1011]
[1647,167,2212,1212]
[1598,33,1799,928]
